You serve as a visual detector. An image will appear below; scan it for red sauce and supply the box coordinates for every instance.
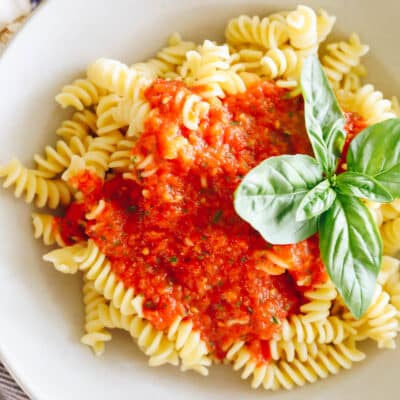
[59,80,365,363]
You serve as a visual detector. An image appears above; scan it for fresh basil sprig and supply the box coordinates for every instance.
[234,54,400,319]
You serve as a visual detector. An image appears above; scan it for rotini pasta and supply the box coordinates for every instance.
[98,303,179,367]
[87,59,152,100]
[33,136,92,178]
[80,277,112,355]
[322,34,369,89]
[286,5,318,51]
[381,217,400,256]
[4,4,400,394]
[0,159,72,209]
[55,79,105,110]
[32,213,66,247]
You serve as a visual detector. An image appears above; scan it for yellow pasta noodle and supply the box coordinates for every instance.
[80,276,112,355]
[55,78,105,110]
[32,213,66,247]
[0,159,72,209]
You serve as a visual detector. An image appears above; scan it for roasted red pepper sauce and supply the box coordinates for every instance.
[58,80,366,362]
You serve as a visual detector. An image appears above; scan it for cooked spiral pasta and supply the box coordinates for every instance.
[180,40,245,97]
[32,213,66,247]
[227,339,365,390]
[383,260,400,311]
[322,34,369,88]
[0,159,72,209]
[343,284,399,349]
[381,217,400,256]
[132,33,196,79]
[225,15,289,50]
[33,136,92,178]
[299,281,337,323]
[55,79,105,110]
[74,239,141,316]
[95,94,125,135]
[98,303,179,367]
[260,47,302,82]
[316,9,336,43]
[80,277,112,355]
[42,243,85,274]
[71,109,98,133]
[56,117,92,141]
[86,132,122,175]
[336,64,366,94]
[87,58,153,100]
[167,316,211,375]
[124,153,158,181]
[286,5,318,51]
[108,138,136,172]
[381,201,400,222]
[111,97,151,137]
[341,84,396,124]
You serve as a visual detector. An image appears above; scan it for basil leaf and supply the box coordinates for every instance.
[319,195,382,318]
[296,179,336,221]
[347,118,400,197]
[234,155,323,244]
[301,55,347,176]
[336,171,393,202]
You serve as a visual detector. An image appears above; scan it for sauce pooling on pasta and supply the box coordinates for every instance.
[58,80,365,362]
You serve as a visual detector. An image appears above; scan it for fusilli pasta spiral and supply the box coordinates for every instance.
[32,213,65,247]
[55,79,105,110]
[98,303,179,367]
[0,159,72,209]
[322,34,369,88]
[87,59,152,100]
[80,277,112,355]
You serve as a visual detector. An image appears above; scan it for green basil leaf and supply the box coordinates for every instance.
[296,179,336,221]
[319,195,382,318]
[301,55,347,176]
[336,171,394,202]
[234,155,323,244]
[347,118,400,197]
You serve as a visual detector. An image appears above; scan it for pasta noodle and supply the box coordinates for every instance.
[55,79,105,111]
[87,59,152,100]
[3,4,400,392]
[286,5,318,51]
[381,217,400,256]
[0,159,71,209]
[108,138,136,172]
[98,303,180,367]
[32,213,66,247]
[225,15,289,50]
[33,136,92,178]
[80,277,112,355]
[111,97,151,137]
[322,34,369,89]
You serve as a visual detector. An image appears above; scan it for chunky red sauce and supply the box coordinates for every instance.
[58,80,366,362]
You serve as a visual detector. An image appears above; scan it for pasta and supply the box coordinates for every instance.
[33,136,92,178]
[98,302,179,367]
[80,277,112,355]
[32,213,66,247]
[87,59,152,100]
[55,79,105,110]
[286,5,318,51]
[322,34,369,89]
[3,4,400,393]
[0,159,71,208]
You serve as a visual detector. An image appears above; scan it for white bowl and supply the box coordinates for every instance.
[0,0,399,399]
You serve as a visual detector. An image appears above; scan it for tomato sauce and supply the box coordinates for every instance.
[58,80,365,363]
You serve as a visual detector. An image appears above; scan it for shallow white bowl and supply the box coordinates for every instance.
[0,0,399,399]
